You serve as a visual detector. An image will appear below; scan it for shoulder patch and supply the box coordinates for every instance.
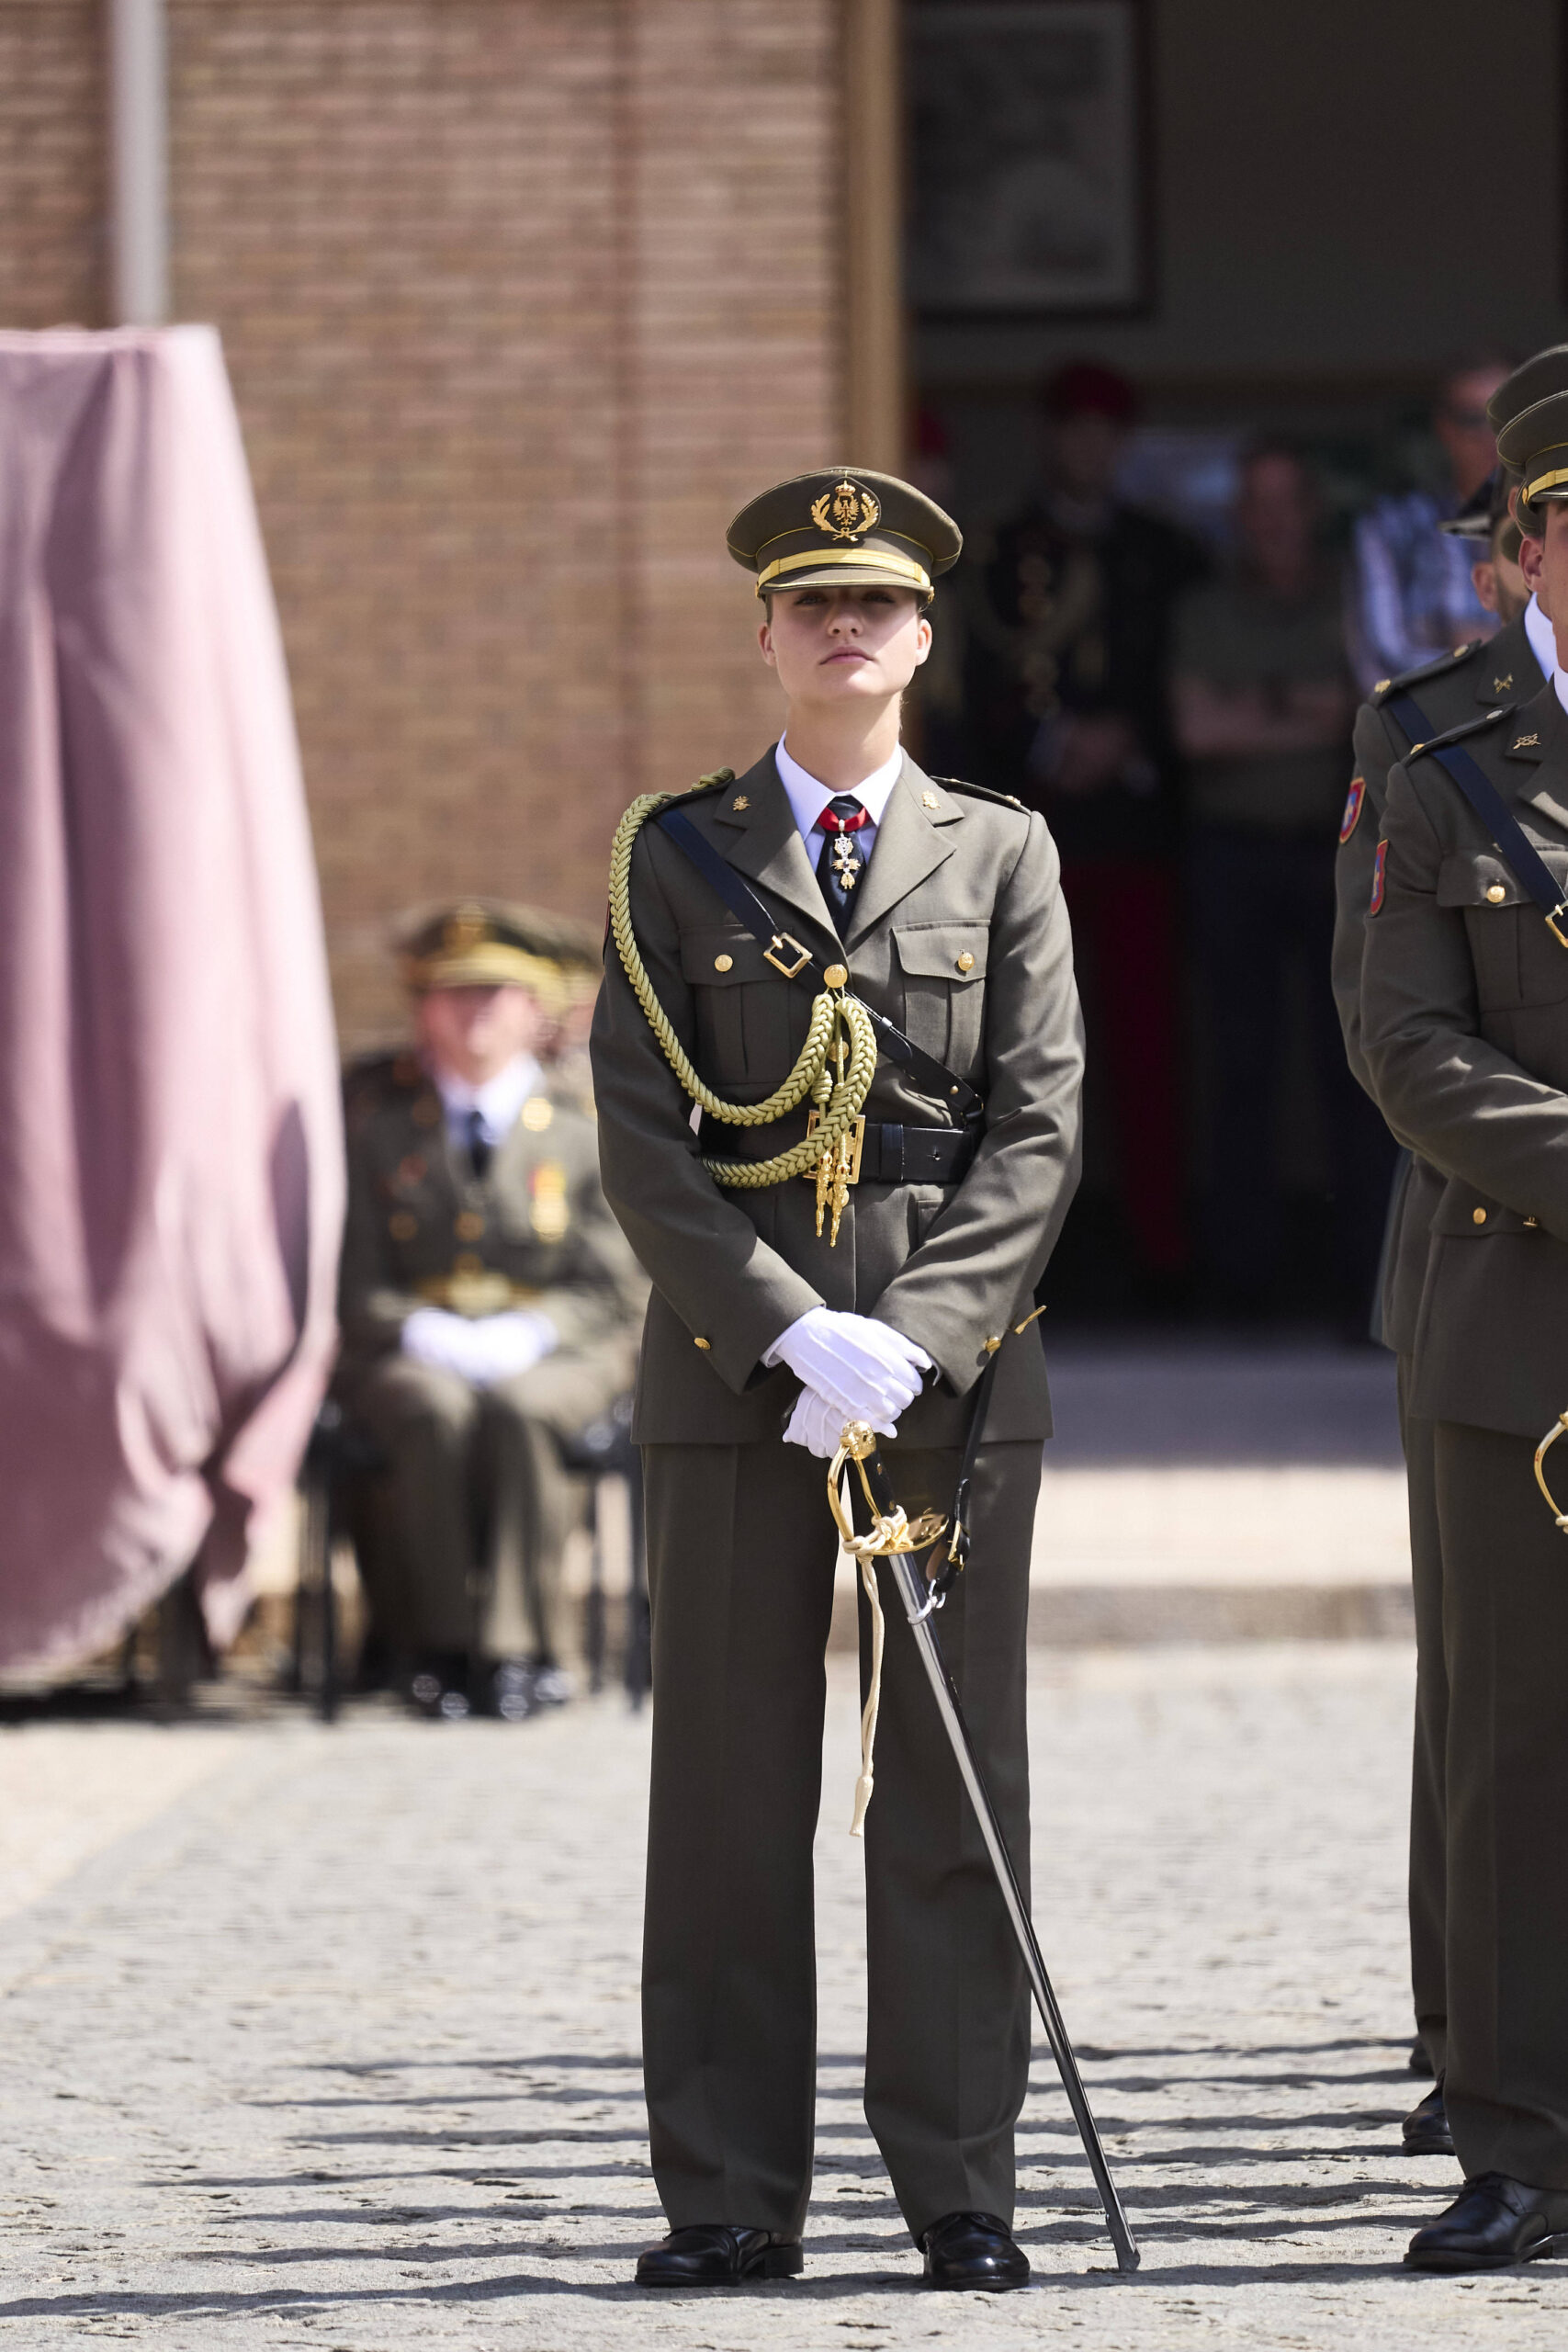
[1404,705,1512,763]
[1338,776,1366,844]
[928,775,1027,812]
[1373,640,1483,702]
[1369,839,1388,915]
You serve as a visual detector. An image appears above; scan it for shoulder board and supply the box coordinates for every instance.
[343,1047,423,1095]
[1404,705,1513,761]
[669,767,735,803]
[928,775,1028,812]
[1371,640,1484,702]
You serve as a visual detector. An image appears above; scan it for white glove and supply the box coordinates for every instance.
[764,1306,931,1425]
[401,1306,558,1387]
[782,1385,865,1458]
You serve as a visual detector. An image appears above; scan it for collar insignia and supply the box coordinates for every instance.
[1514,733,1541,750]
[731,794,750,810]
[1495,674,1514,693]
[811,478,880,542]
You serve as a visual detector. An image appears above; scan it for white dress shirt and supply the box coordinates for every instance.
[433,1053,542,1156]
[1525,593,1558,686]
[773,736,905,857]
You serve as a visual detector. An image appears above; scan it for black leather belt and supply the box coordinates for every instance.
[700,1114,978,1187]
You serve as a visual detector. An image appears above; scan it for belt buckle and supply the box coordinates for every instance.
[804,1110,865,1184]
[763,931,811,979]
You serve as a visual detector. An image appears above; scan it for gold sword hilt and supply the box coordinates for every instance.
[827,1422,947,1560]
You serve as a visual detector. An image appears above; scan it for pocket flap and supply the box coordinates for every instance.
[679,927,772,987]
[1437,853,1530,909]
[893,922,989,980]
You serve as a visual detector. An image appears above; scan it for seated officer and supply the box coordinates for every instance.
[337,901,645,1718]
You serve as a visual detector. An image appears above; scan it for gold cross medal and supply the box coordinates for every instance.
[831,834,862,889]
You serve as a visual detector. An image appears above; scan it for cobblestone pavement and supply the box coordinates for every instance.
[6,1645,1568,2347]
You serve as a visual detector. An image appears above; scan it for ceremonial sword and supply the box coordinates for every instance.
[829,1419,1141,2276]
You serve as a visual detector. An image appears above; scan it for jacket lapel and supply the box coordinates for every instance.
[703,749,840,949]
[1512,681,1568,836]
[844,756,962,944]
[1476,609,1540,707]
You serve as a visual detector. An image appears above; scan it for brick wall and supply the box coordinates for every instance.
[0,0,842,1044]
[0,0,104,330]
[163,0,841,1044]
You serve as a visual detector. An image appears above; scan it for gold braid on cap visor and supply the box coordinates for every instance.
[754,547,933,595]
[1524,465,1568,504]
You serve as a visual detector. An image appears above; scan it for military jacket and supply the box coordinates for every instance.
[1361,673,1568,1433]
[337,1055,646,1375]
[590,749,1085,1448]
[1332,613,1542,1353]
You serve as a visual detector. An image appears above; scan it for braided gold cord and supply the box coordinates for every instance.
[607,782,878,1190]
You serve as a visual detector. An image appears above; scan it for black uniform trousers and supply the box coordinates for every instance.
[1437,1420,1568,2187]
[1398,1357,1448,2071]
[640,1434,1038,2242]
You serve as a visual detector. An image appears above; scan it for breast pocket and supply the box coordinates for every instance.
[892,922,989,1074]
[679,926,800,1093]
[1438,849,1568,1010]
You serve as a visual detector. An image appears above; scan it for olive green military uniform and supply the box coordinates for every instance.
[337,1050,644,1663]
[592,729,1083,2240]
[1331,608,1544,2072]
[1362,668,1568,2183]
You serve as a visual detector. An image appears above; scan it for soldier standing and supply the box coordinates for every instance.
[338,903,644,1719]
[1360,349,1568,2268]
[591,470,1084,2290]
[1331,453,1552,2162]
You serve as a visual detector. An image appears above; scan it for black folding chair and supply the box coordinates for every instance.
[556,1393,649,1707]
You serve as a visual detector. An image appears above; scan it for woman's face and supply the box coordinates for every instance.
[758,582,931,709]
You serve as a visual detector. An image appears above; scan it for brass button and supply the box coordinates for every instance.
[694,1335,712,1351]
[454,1250,484,1274]
[956,952,976,974]
[388,1211,418,1241]
[521,1097,553,1132]
[714,954,733,973]
[1472,1207,1488,1225]
[1525,1215,1540,1228]
[455,1211,485,1240]
[412,1097,440,1127]
[1486,883,1506,904]
[824,963,848,989]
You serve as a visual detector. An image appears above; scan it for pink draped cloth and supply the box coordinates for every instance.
[0,327,344,1671]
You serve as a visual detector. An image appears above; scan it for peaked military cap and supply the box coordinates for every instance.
[727,468,962,602]
[1491,345,1568,527]
[1439,465,1516,538]
[396,899,577,1002]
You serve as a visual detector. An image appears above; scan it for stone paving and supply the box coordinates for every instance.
[6,1644,1568,2348]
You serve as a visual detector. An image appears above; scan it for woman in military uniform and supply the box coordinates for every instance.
[591,470,1084,2290]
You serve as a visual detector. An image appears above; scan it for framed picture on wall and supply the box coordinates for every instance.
[908,0,1152,320]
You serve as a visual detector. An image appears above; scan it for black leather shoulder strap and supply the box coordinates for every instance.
[655,808,983,1120]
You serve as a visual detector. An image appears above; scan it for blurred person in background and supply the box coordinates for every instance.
[1347,355,1513,693]
[336,903,644,1722]
[1172,440,1387,1318]
[964,361,1207,1306]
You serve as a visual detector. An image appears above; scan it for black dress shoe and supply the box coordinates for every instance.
[919,2211,1030,2290]
[1405,2173,1568,2271]
[1403,2078,1454,2156]
[634,2224,803,2287]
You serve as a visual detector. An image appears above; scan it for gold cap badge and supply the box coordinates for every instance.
[810,479,881,542]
